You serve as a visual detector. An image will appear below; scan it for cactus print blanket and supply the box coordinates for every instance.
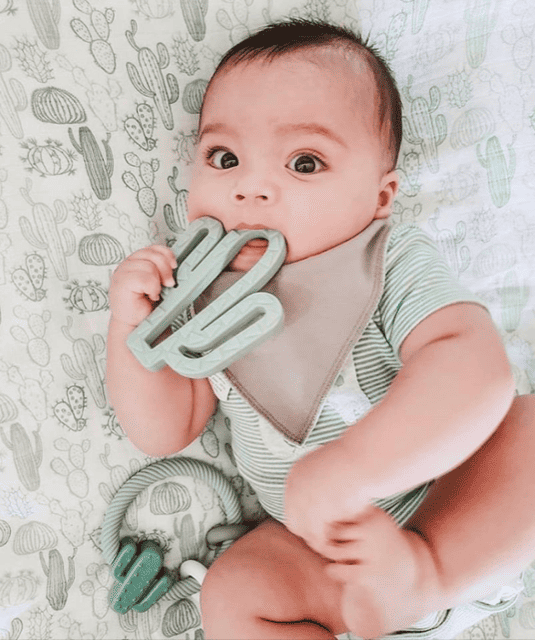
[1,0,535,638]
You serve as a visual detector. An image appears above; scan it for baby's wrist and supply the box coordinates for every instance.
[108,314,139,334]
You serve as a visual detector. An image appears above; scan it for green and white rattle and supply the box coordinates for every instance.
[101,458,249,614]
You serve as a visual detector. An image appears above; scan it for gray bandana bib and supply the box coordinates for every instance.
[194,219,392,444]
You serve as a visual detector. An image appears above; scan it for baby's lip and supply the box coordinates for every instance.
[234,223,270,247]
[235,223,267,231]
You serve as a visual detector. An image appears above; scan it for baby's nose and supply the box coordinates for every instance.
[231,174,278,204]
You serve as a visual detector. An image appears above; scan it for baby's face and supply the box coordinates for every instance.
[188,49,398,271]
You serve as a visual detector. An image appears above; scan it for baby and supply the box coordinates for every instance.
[107,19,535,640]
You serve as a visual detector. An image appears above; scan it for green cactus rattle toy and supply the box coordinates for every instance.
[102,457,245,614]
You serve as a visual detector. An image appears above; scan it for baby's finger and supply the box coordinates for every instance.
[325,562,361,583]
[148,244,178,270]
[327,522,363,543]
[128,270,164,302]
[323,539,363,564]
[130,248,177,287]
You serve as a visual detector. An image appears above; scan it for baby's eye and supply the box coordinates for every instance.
[288,153,325,174]
[207,148,238,169]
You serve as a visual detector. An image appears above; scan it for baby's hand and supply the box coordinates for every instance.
[325,506,443,639]
[109,245,177,328]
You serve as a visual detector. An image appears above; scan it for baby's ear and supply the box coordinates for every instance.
[375,170,399,219]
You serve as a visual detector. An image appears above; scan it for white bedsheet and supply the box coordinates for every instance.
[1,1,535,638]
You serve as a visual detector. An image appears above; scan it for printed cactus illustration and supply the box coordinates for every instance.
[19,180,75,281]
[470,207,496,243]
[164,167,188,232]
[13,37,53,83]
[174,130,197,165]
[64,279,109,314]
[450,107,495,150]
[126,20,179,130]
[57,55,121,132]
[473,243,517,278]
[0,570,39,607]
[78,232,125,265]
[397,150,422,197]
[439,165,479,204]
[71,192,102,230]
[182,78,207,114]
[500,271,529,333]
[80,562,114,619]
[60,316,107,409]
[400,0,429,34]
[173,35,200,76]
[477,135,516,208]
[446,70,472,108]
[107,203,157,253]
[216,3,250,45]
[122,152,159,216]
[11,306,51,366]
[162,598,201,635]
[175,513,198,561]
[464,0,499,68]
[99,444,145,530]
[71,0,116,74]
[373,12,407,62]
[180,0,208,42]
[429,211,470,275]
[40,548,75,610]
[50,437,90,498]
[27,0,61,50]
[501,14,533,71]
[20,138,76,177]
[69,127,114,200]
[0,422,42,491]
[133,0,174,19]
[0,362,51,421]
[124,102,156,150]
[39,492,92,548]
[31,86,87,124]
[402,75,447,173]
[54,384,87,431]
[109,537,174,613]
[12,253,46,302]
[0,44,27,139]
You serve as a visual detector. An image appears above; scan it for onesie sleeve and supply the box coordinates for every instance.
[378,223,487,358]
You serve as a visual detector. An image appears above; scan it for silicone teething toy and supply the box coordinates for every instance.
[127,216,287,378]
[101,457,245,613]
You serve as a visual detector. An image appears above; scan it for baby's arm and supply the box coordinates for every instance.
[285,302,514,545]
[344,302,515,500]
[106,245,217,458]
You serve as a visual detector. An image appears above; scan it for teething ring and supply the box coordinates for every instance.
[101,457,243,613]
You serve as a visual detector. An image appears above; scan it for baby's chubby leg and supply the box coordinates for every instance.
[200,518,348,639]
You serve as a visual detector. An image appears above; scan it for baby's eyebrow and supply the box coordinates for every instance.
[276,123,348,148]
[198,122,347,148]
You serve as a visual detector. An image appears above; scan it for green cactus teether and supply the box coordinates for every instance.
[126,216,287,378]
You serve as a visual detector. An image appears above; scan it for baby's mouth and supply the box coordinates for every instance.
[244,238,269,248]
[225,239,268,272]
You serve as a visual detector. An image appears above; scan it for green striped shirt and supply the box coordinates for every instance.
[211,223,485,525]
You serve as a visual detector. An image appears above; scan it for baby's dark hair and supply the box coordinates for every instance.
[199,18,403,171]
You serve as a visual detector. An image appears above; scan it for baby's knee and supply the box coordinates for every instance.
[200,542,259,621]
